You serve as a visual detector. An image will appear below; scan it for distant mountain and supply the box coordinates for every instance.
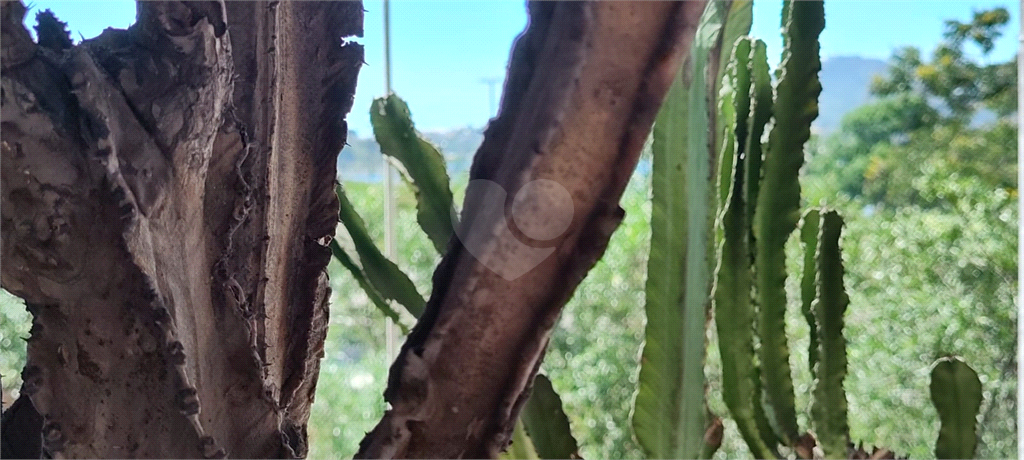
[816,56,888,133]
[337,131,389,182]
[338,55,890,182]
[337,127,485,182]
[420,127,484,177]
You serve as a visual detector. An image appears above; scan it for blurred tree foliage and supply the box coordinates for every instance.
[805,93,940,199]
[860,119,1016,206]
[806,7,1016,206]
[817,186,1017,458]
[0,290,31,404]
[800,8,1016,458]
[872,7,1015,120]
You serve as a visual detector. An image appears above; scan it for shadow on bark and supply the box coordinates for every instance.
[356,2,707,457]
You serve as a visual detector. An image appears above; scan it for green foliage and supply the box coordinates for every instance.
[809,6,1017,206]
[860,120,1016,208]
[370,95,457,253]
[336,185,426,318]
[798,210,820,376]
[872,7,1014,120]
[804,93,939,198]
[502,420,541,460]
[831,191,1016,459]
[809,210,850,459]
[632,2,728,457]
[520,374,580,460]
[329,239,410,333]
[307,340,390,459]
[943,8,1011,54]
[545,171,650,460]
[308,182,439,459]
[833,93,939,148]
[752,0,824,444]
[930,357,983,459]
[708,3,1012,458]
[0,290,30,403]
[807,104,1016,208]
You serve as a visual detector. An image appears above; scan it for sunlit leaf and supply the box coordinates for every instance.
[752,0,823,444]
[931,357,983,459]
[521,374,580,459]
[712,36,777,460]
[370,95,457,254]
[336,185,426,318]
[633,2,728,458]
[810,210,851,459]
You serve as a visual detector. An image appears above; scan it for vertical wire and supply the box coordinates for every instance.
[383,0,399,362]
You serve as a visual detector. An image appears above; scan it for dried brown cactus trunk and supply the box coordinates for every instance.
[356,2,706,458]
[1,1,362,457]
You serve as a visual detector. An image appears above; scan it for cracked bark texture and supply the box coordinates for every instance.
[0,1,362,457]
[356,2,707,458]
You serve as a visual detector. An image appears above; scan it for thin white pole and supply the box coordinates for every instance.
[480,77,499,117]
[1016,1,1022,457]
[383,0,393,96]
[383,0,399,362]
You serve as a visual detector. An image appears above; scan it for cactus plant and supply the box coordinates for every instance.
[752,0,825,445]
[712,35,777,460]
[809,210,851,459]
[709,3,985,460]
[370,95,457,254]
[632,1,737,457]
[931,357,983,459]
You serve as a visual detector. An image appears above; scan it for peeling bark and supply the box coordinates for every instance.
[0,1,361,457]
[356,2,707,458]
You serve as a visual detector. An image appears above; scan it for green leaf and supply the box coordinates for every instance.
[799,209,820,375]
[743,40,772,233]
[336,185,426,318]
[930,357,983,459]
[716,37,752,210]
[370,95,457,254]
[632,2,728,458]
[520,375,580,459]
[749,360,779,450]
[712,60,776,458]
[810,210,850,459]
[719,1,754,73]
[752,0,823,444]
[329,240,409,334]
[713,0,754,170]
[742,42,778,450]
[501,419,540,460]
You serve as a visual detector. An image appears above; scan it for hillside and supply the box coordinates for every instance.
[816,56,888,133]
[339,55,889,182]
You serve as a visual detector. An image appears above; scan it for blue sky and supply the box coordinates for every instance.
[26,1,1020,134]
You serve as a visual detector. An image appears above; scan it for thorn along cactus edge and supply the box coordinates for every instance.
[0,1,990,459]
